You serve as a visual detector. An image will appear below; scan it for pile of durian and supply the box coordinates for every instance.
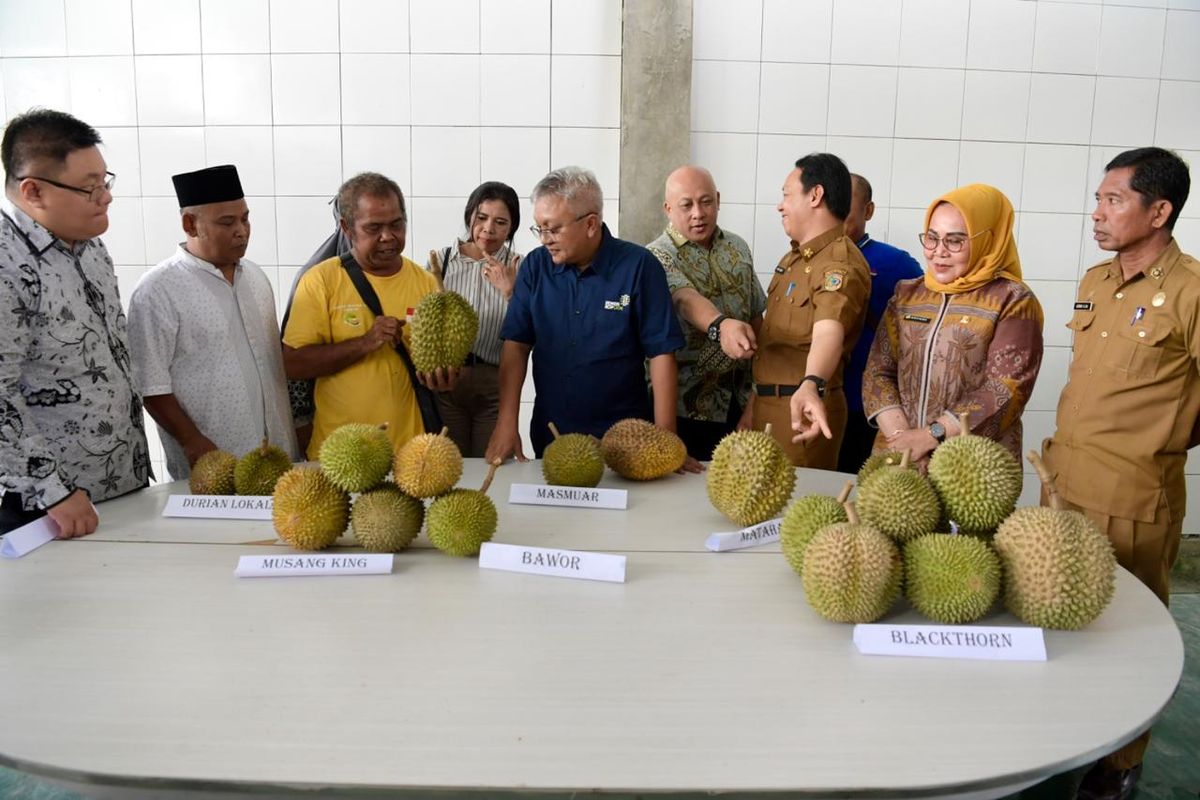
[189,439,292,496]
[541,418,689,487]
[271,424,500,557]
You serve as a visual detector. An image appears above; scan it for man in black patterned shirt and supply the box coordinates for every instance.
[0,109,149,537]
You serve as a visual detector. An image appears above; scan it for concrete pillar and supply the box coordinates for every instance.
[618,0,693,246]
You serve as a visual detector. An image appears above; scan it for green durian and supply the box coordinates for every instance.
[351,485,424,552]
[409,290,479,372]
[780,481,853,577]
[426,462,500,557]
[706,423,796,527]
[928,417,1022,531]
[234,438,292,496]
[189,449,236,495]
[903,532,1001,624]
[857,450,942,543]
[319,422,394,493]
[801,502,903,624]
[272,466,350,550]
[542,423,604,488]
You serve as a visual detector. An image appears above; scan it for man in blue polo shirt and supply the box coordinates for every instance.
[836,173,922,474]
[485,166,687,462]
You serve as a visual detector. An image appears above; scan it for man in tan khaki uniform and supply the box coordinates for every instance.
[1041,146,1192,800]
[751,152,870,468]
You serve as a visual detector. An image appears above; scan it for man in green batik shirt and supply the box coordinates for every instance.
[646,165,767,460]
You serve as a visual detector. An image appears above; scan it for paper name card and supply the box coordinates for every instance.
[478,542,626,583]
[235,554,393,578]
[853,623,1047,662]
[0,515,60,559]
[705,517,782,551]
[164,494,273,520]
[508,483,628,510]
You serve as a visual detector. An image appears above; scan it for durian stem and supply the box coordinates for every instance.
[439,426,450,438]
[258,437,269,454]
[1027,450,1062,511]
[956,412,970,436]
[480,459,502,495]
[836,480,853,504]
[899,449,911,469]
[548,422,561,440]
[378,422,390,431]
[843,500,860,525]
[764,422,773,436]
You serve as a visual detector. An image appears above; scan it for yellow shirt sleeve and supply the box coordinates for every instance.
[283,266,333,348]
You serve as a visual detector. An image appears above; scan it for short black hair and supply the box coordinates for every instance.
[1105,147,1190,230]
[795,153,852,221]
[850,173,873,204]
[2,109,102,188]
[337,172,406,229]
[463,181,520,244]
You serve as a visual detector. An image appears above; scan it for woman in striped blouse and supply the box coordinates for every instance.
[427,181,524,456]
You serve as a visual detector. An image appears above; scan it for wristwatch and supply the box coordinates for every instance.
[929,421,947,443]
[800,374,826,398]
[707,314,728,342]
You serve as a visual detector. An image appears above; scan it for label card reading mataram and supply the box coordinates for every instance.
[853,623,1047,662]
[705,518,782,551]
[163,494,273,520]
[508,483,628,510]
[235,554,393,578]
[478,542,626,583]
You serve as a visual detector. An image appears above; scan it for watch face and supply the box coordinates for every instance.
[708,326,720,341]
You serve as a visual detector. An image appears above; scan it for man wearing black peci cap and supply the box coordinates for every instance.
[127,165,298,481]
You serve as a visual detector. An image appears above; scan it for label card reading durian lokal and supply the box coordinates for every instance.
[853,623,1047,661]
[705,518,782,551]
[478,542,626,583]
[164,494,273,520]
[234,554,394,578]
[508,483,628,510]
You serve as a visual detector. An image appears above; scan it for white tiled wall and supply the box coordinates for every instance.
[0,0,623,478]
[690,0,1200,528]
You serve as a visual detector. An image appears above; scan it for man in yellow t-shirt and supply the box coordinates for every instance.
[283,172,444,457]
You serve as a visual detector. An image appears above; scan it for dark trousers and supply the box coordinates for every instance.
[677,399,742,462]
[837,409,878,475]
[0,492,45,535]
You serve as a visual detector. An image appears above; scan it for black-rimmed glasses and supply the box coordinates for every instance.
[18,171,116,204]
[919,228,989,253]
[530,212,594,241]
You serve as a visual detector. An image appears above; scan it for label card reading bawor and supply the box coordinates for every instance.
[164,494,273,520]
[705,518,782,551]
[234,554,393,578]
[478,542,626,583]
[853,623,1047,661]
[508,483,628,510]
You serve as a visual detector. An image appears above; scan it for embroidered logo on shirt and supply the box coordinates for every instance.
[620,294,630,306]
[604,301,625,311]
[903,313,932,324]
[1073,301,1094,311]
[342,309,363,327]
[823,270,846,291]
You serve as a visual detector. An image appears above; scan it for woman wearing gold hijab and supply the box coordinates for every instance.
[862,183,1044,466]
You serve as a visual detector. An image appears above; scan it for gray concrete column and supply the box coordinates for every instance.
[618,0,693,246]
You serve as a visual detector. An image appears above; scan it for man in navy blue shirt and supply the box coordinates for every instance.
[836,173,923,474]
[485,166,688,462]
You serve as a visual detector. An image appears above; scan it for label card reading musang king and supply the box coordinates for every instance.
[508,483,628,510]
[478,542,626,583]
[234,553,393,578]
[163,494,273,520]
[705,518,782,551]
[853,623,1047,661]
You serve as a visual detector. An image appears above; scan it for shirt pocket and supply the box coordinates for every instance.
[770,282,815,347]
[1065,309,1095,334]
[1110,322,1170,380]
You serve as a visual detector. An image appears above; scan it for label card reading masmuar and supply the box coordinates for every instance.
[234,554,393,578]
[853,623,1047,661]
[705,517,782,551]
[508,483,628,510]
[478,542,626,583]
[164,494,273,520]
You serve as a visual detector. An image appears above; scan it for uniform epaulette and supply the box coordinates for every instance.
[1177,253,1200,279]
[1084,258,1115,274]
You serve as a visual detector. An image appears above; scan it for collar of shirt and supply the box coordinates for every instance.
[549,223,615,276]
[790,222,846,257]
[173,243,244,282]
[856,233,871,249]
[665,223,725,251]
[1107,239,1182,286]
[0,195,66,256]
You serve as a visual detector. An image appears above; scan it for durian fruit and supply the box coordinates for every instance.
[189,449,236,495]
[409,290,479,373]
[801,501,903,624]
[319,422,393,493]
[856,450,910,486]
[394,427,463,498]
[857,450,942,543]
[992,452,1116,630]
[542,423,604,488]
[234,438,292,496]
[426,461,501,557]
[707,423,796,527]
[780,481,853,578]
[903,532,1001,624]
[273,466,350,550]
[351,485,424,552]
[600,418,687,480]
[927,414,1022,531]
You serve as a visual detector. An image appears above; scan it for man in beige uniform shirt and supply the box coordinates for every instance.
[1042,147,1192,800]
[752,153,870,467]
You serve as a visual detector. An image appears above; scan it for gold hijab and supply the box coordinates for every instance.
[922,183,1023,295]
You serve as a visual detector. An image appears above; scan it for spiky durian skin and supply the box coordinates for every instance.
[857,467,942,543]
[780,496,849,577]
[600,418,687,480]
[927,435,1022,531]
[856,450,909,486]
[801,522,902,623]
[393,433,463,498]
[189,450,236,495]
[903,534,1001,624]
[234,443,292,495]
[426,489,498,557]
[542,433,604,487]
[409,291,480,372]
[351,485,424,552]
[993,507,1116,630]
[272,466,350,550]
[706,429,796,527]
[318,423,394,493]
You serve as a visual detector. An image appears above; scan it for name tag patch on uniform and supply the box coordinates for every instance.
[823,270,846,291]
[603,294,630,311]
[774,265,786,274]
[1073,301,1094,311]
[903,313,932,324]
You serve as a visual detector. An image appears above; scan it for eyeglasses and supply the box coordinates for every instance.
[18,172,116,204]
[530,212,594,241]
[919,228,989,253]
